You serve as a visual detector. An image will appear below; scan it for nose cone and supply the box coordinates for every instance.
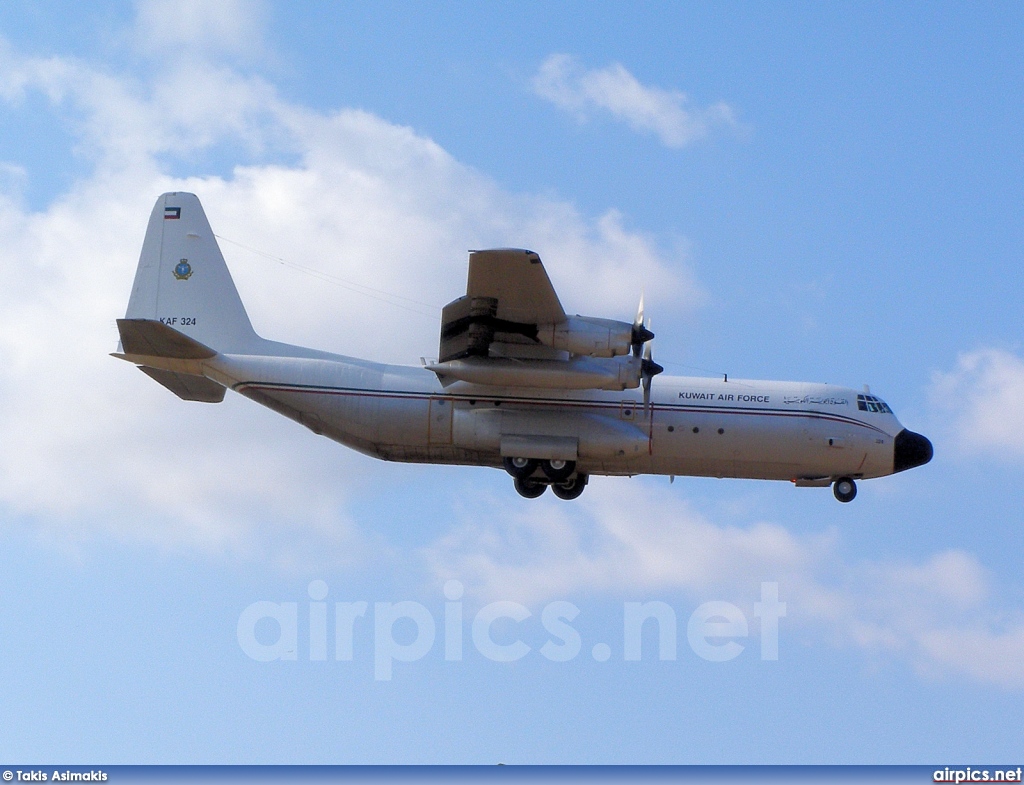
[893,429,934,473]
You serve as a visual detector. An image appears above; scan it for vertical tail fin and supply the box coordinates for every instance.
[125,192,262,354]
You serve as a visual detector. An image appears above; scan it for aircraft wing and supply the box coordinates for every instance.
[433,248,646,391]
[439,249,567,363]
[467,249,564,325]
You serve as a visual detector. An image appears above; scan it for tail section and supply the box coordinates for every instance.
[125,192,262,354]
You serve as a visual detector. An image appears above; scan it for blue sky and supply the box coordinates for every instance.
[0,0,1023,765]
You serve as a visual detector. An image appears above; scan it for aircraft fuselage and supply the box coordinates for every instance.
[195,350,920,485]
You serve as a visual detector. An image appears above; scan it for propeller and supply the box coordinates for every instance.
[631,293,654,357]
[640,317,663,417]
[629,294,662,415]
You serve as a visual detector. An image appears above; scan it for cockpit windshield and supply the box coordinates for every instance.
[857,394,892,414]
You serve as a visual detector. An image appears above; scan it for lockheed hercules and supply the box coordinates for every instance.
[114,193,932,501]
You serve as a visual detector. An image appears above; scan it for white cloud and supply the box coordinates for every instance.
[532,53,737,148]
[0,21,693,559]
[422,479,1024,689]
[133,0,269,60]
[423,480,829,603]
[931,348,1024,457]
[917,627,1024,688]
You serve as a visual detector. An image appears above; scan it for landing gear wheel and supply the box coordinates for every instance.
[514,476,547,499]
[503,456,540,480]
[833,477,857,503]
[541,459,576,483]
[552,474,588,501]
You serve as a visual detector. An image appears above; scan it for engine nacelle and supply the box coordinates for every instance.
[428,354,642,391]
[536,316,634,358]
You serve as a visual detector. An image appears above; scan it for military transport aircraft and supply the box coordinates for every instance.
[114,193,932,501]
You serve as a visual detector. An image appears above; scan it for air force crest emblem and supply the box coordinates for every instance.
[173,258,193,280]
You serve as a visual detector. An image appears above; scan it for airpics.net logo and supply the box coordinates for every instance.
[236,581,786,680]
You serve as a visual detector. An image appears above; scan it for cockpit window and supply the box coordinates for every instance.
[857,394,892,414]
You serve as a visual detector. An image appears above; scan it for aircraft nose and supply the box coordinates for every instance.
[893,429,934,473]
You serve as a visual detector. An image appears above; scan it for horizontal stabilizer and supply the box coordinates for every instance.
[117,318,216,359]
[138,366,226,403]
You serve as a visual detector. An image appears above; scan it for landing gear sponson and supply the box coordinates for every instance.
[504,457,589,500]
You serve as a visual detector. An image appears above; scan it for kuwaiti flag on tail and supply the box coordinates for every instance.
[164,206,181,219]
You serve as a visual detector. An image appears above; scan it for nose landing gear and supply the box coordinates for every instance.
[833,477,857,503]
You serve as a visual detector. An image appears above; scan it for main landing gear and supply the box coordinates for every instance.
[513,475,547,499]
[551,474,587,500]
[504,457,588,500]
[833,476,857,503]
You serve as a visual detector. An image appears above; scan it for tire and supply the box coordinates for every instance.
[514,476,547,499]
[833,477,857,503]
[503,456,540,480]
[541,459,576,483]
[552,474,588,500]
